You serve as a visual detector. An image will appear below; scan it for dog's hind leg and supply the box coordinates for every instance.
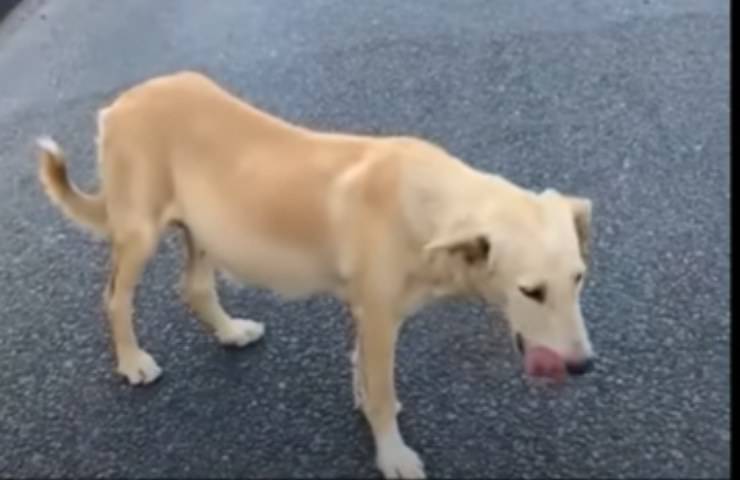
[105,224,162,385]
[179,225,265,347]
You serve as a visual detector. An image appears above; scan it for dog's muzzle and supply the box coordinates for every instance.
[515,332,595,380]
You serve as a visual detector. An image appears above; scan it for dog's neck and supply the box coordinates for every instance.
[398,160,532,311]
[404,162,525,247]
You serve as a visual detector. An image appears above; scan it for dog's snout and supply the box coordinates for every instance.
[565,358,594,376]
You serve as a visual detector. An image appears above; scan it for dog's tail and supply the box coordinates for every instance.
[37,137,109,236]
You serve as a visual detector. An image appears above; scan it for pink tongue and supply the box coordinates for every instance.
[525,346,566,381]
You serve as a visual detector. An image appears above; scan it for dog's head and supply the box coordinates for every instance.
[425,187,594,382]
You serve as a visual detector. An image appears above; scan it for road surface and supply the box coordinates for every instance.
[0,1,729,478]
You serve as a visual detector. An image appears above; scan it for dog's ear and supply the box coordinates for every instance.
[424,231,492,266]
[564,196,592,262]
[542,188,593,262]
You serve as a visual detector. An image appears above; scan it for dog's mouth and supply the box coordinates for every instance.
[514,333,595,381]
[514,333,567,382]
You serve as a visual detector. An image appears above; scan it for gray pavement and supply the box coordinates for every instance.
[0,1,730,478]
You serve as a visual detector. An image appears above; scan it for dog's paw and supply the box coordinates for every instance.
[216,318,265,347]
[377,443,426,479]
[116,349,162,385]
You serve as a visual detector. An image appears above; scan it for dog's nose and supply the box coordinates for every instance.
[565,358,594,376]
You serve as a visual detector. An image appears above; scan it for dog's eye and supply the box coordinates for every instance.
[519,285,545,303]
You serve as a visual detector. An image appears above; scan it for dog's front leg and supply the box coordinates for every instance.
[351,339,402,415]
[354,301,425,479]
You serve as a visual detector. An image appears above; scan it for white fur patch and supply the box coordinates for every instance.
[36,136,61,155]
[116,349,162,385]
[215,318,265,347]
[376,425,426,479]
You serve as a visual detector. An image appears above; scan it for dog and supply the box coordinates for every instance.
[37,71,595,479]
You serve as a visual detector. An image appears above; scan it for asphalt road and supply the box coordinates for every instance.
[0,1,730,478]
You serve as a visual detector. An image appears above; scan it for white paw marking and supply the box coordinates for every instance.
[116,349,162,385]
[216,318,265,347]
[377,442,426,479]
